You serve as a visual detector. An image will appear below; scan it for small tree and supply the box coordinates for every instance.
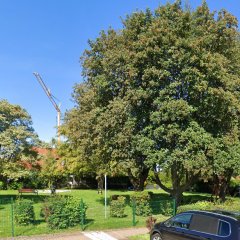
[0,100,38,181]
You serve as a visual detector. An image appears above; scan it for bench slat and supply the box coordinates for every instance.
[18,189,38,194]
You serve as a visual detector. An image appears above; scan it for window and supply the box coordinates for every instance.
[218,221,230,236]
[164,213,192,229]
[189,214,219,235]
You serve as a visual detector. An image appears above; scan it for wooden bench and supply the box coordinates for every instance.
[18,188,38,195]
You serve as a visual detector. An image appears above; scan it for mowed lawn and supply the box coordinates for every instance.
[0,189,239,238]
[0,189,170,237]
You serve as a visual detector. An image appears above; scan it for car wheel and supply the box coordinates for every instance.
[151,233,162,240]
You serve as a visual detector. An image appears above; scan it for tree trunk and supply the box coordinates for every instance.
[153,164,198,207]
[171,190,183,206]
[127,167,149,191]
[219,170,233,202]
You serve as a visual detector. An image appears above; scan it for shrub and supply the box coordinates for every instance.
[177,201,212,213]
[110,196,126,218]
[8,181,23,190]
[177,199,240,213]
[131,192,152,216]
[15,199,35,225]
[0,181,4,190]
[229,177,240,196]
[158,200,173,216]
[41,196,87,229]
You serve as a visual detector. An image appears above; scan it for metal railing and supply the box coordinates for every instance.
[0,196,176,237]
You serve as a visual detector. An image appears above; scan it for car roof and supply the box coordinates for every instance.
[182,210,240,221]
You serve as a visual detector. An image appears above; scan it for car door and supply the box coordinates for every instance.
[188,214,231,240]
[161,226,205,240]
[161,213,198,240]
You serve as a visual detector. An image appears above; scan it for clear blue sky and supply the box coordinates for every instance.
[0,0,239,142]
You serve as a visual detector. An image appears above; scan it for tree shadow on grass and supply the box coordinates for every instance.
[0,194,52,204]
[33,219,46,225]
[95,195,133,208]
[15,221,46,236]
[82,219,94,230]
[182,194,211,205]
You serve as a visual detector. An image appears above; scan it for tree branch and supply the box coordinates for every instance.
[153,171,173,194]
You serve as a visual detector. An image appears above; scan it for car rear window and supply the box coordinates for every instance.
[218,220,230,236]
[189,214,219,234]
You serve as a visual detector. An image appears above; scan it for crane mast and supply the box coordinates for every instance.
[33,72,61,143]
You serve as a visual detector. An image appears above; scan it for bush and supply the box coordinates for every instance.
[0,181,5,190]
[158,200,173,216]
[15,199,35,225]
[110,196,126,218]
[8,181,23,190]
[41,196,87,229]
[177,198,240,213]
[177,201,212,213]
[131,192,152,216]
[229,177,240,197]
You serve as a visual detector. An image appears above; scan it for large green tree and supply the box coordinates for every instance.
[62,1,240,201]
[0,100,37,180]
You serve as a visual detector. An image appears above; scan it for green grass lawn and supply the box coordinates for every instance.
[0,189,170,237]
[129,234,149,240]
[0,189,239,238]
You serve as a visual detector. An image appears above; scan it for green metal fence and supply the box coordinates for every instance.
[81,198,176,230]
[0,198,14,237]
[132,198,176,226]
[0,196,176,237]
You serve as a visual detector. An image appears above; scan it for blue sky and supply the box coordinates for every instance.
[0,0,239,142]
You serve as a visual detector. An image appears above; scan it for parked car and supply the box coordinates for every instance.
[150,210,240,240]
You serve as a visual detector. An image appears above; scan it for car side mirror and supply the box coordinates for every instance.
[164,220,172,228]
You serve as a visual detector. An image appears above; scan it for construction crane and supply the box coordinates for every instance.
[33,72,61,143]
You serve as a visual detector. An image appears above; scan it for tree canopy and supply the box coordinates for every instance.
[61,1,240,203]
[0,100,37,180]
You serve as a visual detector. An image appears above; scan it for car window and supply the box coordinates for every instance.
[189,214,219,235]
[218,220,230,236]
[164,213,192,229]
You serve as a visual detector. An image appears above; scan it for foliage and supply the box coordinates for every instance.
[158,200,173,216]
[229,177,240,188]
[61,2,240,200]
[8,181,23,190]
[0,189,238,238]
[0,189,168,237]
[39,149,66,188]
[228,177,240,197]
[177,198,240,213]
[131,192,152,216]
[0,100,38,180]
[110,196,126,218]
[147,170,172,188]
[0,181,4,190]
[41,195,87,229]
[14,199,35,225]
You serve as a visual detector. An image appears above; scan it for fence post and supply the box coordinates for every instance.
[132,199,136,226]
[11,198,15,237]
[80,198,85,231]
[173,198,176,216]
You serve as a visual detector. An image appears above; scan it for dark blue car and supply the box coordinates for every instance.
[150,210,240,240]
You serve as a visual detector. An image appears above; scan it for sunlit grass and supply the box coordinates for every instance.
[0,189,238,237]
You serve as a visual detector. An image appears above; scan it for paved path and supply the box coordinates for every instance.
[2,227,148,240]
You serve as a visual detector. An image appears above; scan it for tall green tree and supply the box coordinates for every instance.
[0,100,37,180]
[62,1,240,200]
